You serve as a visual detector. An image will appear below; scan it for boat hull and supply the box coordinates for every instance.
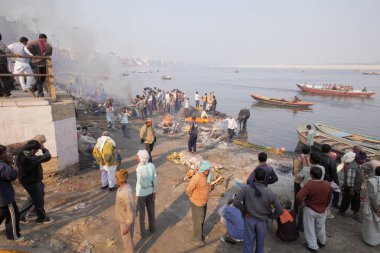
[314,123,380,151]
[296,84,375,97]
[250,93,314,107]
[296,125,380,159]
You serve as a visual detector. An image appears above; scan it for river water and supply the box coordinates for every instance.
[123,66,380,151]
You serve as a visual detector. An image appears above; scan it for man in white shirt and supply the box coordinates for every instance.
[226,115,238,141]
[8,37,34,92]
[306,125,316,146]
[195,91,200,108]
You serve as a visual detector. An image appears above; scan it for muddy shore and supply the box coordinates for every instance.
[0,107,379,253]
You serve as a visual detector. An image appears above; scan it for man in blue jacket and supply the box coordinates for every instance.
[0,145,26,241]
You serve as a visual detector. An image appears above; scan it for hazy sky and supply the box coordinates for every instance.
[1,0,380,65]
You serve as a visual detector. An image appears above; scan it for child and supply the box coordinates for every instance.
[276,199,299,242]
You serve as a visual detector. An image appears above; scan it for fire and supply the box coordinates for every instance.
[162,114,172,127]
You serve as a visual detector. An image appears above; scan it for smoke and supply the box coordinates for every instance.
[0,0,131,101]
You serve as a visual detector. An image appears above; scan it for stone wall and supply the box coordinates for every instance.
[0,97,79,173]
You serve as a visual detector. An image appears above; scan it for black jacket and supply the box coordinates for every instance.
[17,148,51,185]
[319,153,339,185]
[0,161,17,207]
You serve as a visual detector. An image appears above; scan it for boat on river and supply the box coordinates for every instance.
[250,93,314,108]
[363,72,380,75]
[297,125,380,159]
[296,84,375,97]
[162,75,172,80]
[314,123,380,151]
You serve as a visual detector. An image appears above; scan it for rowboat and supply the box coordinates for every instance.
[162,75,172,80]
[314,123,380,151]
[296,84,375,97]
[250,93,314,108]
[296,125,380,159]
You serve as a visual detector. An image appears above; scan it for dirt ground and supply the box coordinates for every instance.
[0,109,379,253]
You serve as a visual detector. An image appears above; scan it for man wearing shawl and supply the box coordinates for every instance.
[93,131,117,191]
[140,118,156,163]
[233,167,283,253]
[186,161,212,247]
[135,150,157,237]
[115,169,136,252]
[338,151,367,221]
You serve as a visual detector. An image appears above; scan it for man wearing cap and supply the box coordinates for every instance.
[140,118,156,163]
[186,161,212,247]
[115,169,135,252]
[93,131,118,191]
[338,151,367,221]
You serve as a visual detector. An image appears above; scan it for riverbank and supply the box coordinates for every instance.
[0,107,379,253]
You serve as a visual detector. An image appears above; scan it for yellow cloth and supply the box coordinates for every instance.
[93,139,117,166]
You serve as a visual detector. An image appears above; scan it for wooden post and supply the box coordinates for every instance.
[45,58,56,101]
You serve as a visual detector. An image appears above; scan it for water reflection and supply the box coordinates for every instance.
[251,102,313,116]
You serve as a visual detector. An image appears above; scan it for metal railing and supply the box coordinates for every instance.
[0,55,57,100]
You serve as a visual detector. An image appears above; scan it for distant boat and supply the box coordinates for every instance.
[122,72,129,76]
[235,70,239,73]
[296,84,375,97]
[296,125,380,159]
[314,123,380,151]
[250,93,314,108]
[363,72,380,75]
[162,75,172,80]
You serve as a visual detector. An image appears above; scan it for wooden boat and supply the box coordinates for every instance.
[250,93,314,108]
[296,125,380,159]
[296,84,375,97]
[161,75,172,80]
[314,123,380,151]
[363,72,380,75]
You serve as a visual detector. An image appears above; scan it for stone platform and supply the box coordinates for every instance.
[0,90,79,173]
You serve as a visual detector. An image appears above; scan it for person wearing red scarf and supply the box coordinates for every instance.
[26,34,53,97]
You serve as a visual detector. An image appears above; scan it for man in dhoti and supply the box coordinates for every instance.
[8,37,34,92]
[93,131,118,191]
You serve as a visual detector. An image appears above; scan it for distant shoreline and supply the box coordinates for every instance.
[227,64,380,71]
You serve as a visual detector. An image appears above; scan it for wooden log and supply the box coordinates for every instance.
[6,135,46,155]
[223,175,232,191]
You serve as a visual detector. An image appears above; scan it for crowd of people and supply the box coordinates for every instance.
[0,33,53,98]
[1,76,380,253]
[323,84,354,91]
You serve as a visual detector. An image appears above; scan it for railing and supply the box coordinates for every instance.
[0,55,56,100]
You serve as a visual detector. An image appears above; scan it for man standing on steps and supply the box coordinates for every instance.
[0,33,18,98]
[188,116,198,154]
[140,118,156,163]
[26,33,53,97]
[7,37,34,92]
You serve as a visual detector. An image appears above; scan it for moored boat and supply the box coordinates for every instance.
[314,123,380,151]
[250,93,314,108]
[363,72,380,75]
[162,75,172,80]
[296,84,375,97]
[296,125,380,159]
